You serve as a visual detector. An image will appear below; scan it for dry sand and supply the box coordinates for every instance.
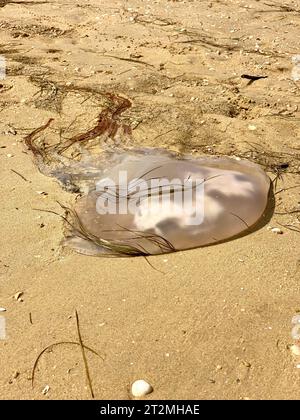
[0,0,300,400]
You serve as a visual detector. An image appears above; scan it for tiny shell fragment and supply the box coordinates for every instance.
[42,385,50,395]
[13,292,23,302]
[271,227,283,234]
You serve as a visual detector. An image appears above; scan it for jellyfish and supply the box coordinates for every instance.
[61,148,271,256]
[25,104,271,257]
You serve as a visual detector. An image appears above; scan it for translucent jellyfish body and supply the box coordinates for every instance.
[64,149,271,256]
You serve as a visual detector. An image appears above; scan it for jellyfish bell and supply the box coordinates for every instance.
[64,150,271,256]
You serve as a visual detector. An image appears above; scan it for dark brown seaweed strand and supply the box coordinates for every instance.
[56,94,132,154]
[60,204,154,256]
[75,310,95,399]
[24,93,132,164]
[99,173,224,204]
[31,340,104,388]
[24,118,54,159]
[59,203,175,256]
[134,174,224,204]
[229,212,250,228]
[114,224,176,252]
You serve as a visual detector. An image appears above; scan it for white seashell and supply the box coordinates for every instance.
[131,379,153,397]
[290,344,300,356]
[0,307,6,312]
[248,124,257,131]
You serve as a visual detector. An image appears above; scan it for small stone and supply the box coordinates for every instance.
[248,124,257,131]
[271,227,283,234]
[131,379,153,397]
[0,307,6,312]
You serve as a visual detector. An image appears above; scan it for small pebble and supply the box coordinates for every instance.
[271,227,283,234]
[248,124,257,131]
[0,307,6,312]
[131,379,153,397]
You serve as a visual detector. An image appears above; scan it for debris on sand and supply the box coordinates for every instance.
[131,379,153,397]
[290,315,300,360]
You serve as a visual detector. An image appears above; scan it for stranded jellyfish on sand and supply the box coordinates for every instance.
[25,96,271,257]
[64,149,271,256]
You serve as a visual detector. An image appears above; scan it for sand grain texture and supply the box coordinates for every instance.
[0,0,300,400]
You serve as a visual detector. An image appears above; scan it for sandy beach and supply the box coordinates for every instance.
[0,0,300,400]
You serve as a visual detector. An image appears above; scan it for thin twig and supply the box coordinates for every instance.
[11,169,30,183]
[75,310,95,399]
[102,54,154,68]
